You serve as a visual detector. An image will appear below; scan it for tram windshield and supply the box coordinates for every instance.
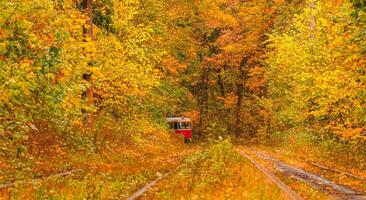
[169,122,191,130]
[167,117,192,130]
[179,122,191,129]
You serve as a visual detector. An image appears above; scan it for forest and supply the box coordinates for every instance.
[0,0,365,199]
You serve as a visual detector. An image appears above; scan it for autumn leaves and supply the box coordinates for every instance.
[267,1,366,143]
[0,0,365,162]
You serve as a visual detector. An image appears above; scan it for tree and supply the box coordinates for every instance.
[164,0,282,138]
[81,0,95,128]
[266,0,366,143]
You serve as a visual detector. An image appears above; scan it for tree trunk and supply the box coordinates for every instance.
[83,0,94,38]
[198,69,209,136]
[198,73,204,136]
[82,0,94,128]
[235,82,243,137]
[217,73,225,96]
[309,0,315,41]
[235,64,245,137]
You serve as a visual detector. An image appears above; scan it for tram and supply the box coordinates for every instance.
[166,117,192,143]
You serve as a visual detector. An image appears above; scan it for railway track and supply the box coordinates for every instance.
[236,149,304,200]
[126,146,365,200]
[125,149,196,200]
[0,169,83,191]
[128,148,304,200]
[241,148,366,200]
[126,172,171,200]
[307,161,366,182]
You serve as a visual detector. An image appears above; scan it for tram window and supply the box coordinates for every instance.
[171,122,191,130]
[181,122,191,129]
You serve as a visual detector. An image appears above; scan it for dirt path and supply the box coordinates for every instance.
[245,148,366,200]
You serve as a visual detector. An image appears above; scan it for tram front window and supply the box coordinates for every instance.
[171,121,191,130]
[180,122,191,129]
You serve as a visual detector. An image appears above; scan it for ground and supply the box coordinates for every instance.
[1,135,365,200]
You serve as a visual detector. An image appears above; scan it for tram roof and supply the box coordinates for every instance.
[166,117,191,122]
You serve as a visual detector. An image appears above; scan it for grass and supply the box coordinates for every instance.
[0,133,197,199]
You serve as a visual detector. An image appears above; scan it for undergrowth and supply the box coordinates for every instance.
[0,133,192,199]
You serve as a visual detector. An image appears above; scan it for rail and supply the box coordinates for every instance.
[236,149,304,200]
[0,169,83,191]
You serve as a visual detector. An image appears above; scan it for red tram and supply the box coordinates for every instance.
[166,117,192,143]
